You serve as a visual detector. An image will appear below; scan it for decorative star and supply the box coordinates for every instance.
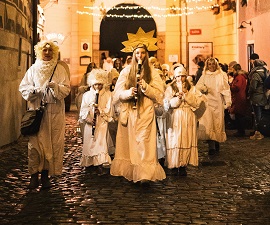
[121,27,158,52]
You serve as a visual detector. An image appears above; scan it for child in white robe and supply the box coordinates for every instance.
[79,68,112,175]
[164,66,203,176]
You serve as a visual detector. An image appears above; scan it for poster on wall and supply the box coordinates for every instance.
[81,39,90,52]
[188,42,213,75]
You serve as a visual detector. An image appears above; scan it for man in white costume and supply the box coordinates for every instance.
[19,41,70,189]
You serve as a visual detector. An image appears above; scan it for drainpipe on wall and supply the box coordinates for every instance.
[32,0,39,64]
[185,1,188,71]
[179,0,182,63]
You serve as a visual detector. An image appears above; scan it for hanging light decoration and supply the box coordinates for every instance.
[77,1,215,18]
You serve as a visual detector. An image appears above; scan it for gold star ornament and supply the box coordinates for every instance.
[121,27,159,52]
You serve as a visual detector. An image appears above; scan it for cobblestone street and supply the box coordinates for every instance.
[0,106,269,225]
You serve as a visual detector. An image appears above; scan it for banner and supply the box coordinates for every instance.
[188,42,213,75]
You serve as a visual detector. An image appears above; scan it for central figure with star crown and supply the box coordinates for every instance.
[110,27,166,185]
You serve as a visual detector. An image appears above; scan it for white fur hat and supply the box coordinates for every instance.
[174,65,187,77]
[161,64,170,71]
[87,68,108,86]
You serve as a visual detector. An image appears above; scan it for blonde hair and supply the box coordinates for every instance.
[34,40,59,60]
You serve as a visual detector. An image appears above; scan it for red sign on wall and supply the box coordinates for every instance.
[190,29,202,35]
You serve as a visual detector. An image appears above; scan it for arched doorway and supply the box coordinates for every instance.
[100,3,157,59]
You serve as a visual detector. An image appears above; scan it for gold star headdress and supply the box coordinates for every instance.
[121,27,159,52]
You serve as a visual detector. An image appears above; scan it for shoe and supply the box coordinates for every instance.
[178,167,187,176]
[208,149,216,156]
[140,180,150,188]
[41,170,51,189]
[159,158,165,167]
[215,142,220,152]
[28,173,39,189]
[97,165,107,176]
[250,131,264,140]
[170,167,179,176]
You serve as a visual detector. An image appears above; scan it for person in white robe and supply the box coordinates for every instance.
[164,66,203,176]
[79,69,112,175]
[110,43,166,184]
[19,41,70,189]
[195,57,232,155]
[154,69,167,166]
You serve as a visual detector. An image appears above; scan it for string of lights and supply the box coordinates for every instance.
[78,1,217,18]
[76,10,196,18]
[83,4,215,12]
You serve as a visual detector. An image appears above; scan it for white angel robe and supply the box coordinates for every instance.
[19,62,70,176]
[165,85,203,168]
[79,88,112,167]
[195,69,231,142]
[110,66,166,183]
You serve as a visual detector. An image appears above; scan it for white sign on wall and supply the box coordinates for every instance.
[168,54,178,63]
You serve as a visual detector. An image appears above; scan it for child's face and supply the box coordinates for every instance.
[93,83,103,91]
[112,77,118,85]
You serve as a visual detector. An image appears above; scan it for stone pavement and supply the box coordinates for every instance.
[0,106,270,225]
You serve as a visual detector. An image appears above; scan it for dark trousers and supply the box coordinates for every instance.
[235,113,246,134]
[251,105,264,130]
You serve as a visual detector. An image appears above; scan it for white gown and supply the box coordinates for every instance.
[195,69,231,142]
[165,85,203,168]
[110,65,166,182]
[79,88,112,167]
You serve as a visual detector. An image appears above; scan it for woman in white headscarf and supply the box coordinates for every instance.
[195,57,231,155]
[19,40,70,189]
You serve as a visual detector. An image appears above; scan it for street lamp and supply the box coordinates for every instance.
[238,21,252,30]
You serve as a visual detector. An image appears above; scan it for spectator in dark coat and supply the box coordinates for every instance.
[248,59,268,140]
[229,64,250,136]
[194,61,204,85]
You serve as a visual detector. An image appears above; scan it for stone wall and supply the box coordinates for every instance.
[0,1,33,147]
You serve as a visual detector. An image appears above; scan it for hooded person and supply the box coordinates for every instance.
[19,40,70,189]
[107,68,120,92]
[195,57,231,155]
[79,68,113,175]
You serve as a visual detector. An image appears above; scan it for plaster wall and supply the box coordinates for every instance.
[238,1,270,71]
